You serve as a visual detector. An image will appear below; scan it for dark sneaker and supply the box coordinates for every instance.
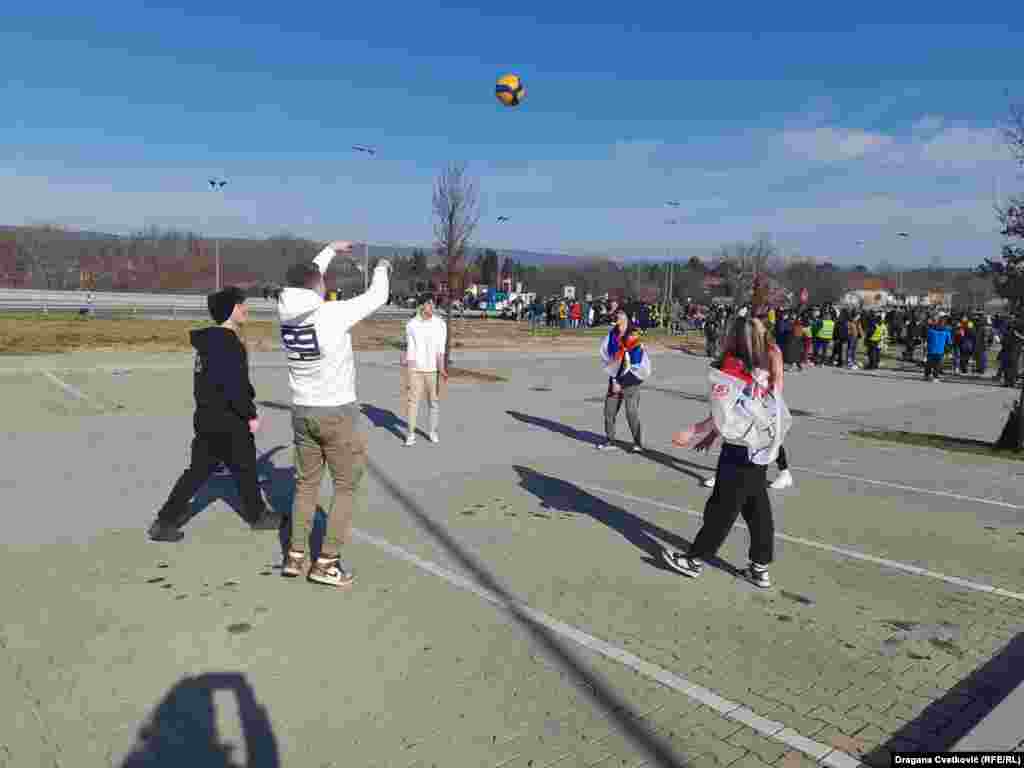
[249,508,284,531]
[148,520,184,542]
[744,563,772,589]
[308,557,355,588]
[662,549,703,578]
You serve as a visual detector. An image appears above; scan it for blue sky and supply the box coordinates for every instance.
[2,2,1022,267]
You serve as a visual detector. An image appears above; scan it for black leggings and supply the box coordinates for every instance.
[777,445,788,471]
[691,445,774,565]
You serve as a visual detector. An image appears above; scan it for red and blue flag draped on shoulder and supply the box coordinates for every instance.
[600,329,652,381]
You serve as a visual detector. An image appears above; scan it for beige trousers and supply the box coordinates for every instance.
[407,370,440,436]
[290,404,367,558]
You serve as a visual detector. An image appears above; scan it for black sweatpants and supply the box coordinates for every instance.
[690,444,774,565]
[158,428,263,525]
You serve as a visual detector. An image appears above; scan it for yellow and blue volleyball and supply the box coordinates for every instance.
[495,73,525,107]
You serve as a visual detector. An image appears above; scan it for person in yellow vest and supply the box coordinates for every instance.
[865,312,888,370]
[812,310,834,366]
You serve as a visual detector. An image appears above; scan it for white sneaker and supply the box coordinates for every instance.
[404,435,416,446]
[429,432,439,444]
[770,469,793,490]
[703,476,716,488]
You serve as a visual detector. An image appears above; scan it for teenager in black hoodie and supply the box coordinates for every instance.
[148,287,282,542]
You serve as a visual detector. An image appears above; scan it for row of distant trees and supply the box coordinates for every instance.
[0,226,357,293]
[0,219,996,308]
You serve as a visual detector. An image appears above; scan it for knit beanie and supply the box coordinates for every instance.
[207,286,246,324]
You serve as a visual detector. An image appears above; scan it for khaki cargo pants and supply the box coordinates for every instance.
[290,404,367,558]
[406,370,440,437]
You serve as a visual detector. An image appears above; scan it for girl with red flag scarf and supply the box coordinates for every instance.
[598,309,652,452]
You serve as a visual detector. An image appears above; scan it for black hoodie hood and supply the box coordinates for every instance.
[190,326,238,355]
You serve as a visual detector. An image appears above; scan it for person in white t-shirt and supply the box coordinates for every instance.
[271,240,391,589]
[402,297,447,446]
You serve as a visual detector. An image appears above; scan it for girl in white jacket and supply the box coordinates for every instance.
[665,316,790,588]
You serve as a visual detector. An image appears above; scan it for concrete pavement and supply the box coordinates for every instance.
[2,346,1022,766]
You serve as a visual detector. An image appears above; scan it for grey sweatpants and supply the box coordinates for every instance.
[604,384,642,446]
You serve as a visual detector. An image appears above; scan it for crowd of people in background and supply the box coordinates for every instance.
[525,296,674,331]
[396,286,1024,387]
[691,302,1023,386]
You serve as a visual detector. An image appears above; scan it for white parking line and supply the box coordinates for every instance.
[42,371,91,402]
[352,527,865,768]
[789,466,1022,510]
[580,484,1024,602]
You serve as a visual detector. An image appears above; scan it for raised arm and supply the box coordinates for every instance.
[320,260,391,333]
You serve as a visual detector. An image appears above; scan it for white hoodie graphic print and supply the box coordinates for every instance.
[276,246,390,407]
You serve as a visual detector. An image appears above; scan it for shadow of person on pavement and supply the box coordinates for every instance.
[120,672,280,768]
[360,403,407,440]
[512,465,740,577]
[506,409,714,480]
[506,409,608,447]
[633,447,712,482]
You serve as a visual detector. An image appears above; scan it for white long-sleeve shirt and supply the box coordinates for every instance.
[277,246,389,407]
[405,314,447,372]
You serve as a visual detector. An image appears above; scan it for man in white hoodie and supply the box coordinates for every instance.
[402,296,447,446]
[273,240,391,588]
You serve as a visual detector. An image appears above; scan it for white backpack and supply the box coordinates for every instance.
[708,367,792,465]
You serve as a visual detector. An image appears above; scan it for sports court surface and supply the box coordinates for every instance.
[2,346,1022,767]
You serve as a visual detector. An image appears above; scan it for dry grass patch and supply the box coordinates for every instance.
[2,312,682,355]
[0,312,693,356]
[849,429,1021,461]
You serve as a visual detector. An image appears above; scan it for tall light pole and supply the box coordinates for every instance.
[496,215,510,300]
[351,145,378,294]
[208,178,227,291]
[664,207,680,330]
[493,215,516,317]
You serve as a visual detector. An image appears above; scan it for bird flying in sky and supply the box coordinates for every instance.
[352,145,377,155]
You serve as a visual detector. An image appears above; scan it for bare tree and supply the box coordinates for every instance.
[1004,102,1024,165]
[710,234,778,303]
[432,162,480,367]
[779,255,844,305]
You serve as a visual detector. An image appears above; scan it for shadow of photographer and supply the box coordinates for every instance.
[120,672,280,768]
